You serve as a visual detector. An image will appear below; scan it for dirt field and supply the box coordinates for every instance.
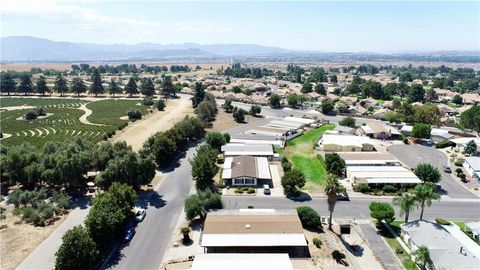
[111,97,194,151]
[206,109,263,132]
[0,204,67,270]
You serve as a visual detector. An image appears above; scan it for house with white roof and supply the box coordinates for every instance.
[401,220,480,270]
[318,134,375,152]
[463,157,480,181]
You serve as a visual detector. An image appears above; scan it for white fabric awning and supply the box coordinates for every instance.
[201,233,308,247]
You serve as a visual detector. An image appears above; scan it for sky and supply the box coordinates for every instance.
[1,0,479,53]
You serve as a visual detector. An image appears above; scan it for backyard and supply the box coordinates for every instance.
[284,124,335,191]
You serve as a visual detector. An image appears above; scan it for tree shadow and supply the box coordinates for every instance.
[101,244,125,269]
[136,191,167,209]
[69,194,91,210]
[339,235,364,257]
[286,191,312,202]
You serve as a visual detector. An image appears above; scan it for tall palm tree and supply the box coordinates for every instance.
[392,192,418,223]
[413,183,440,220]
[413,246,433,270]
[325,174,344,231]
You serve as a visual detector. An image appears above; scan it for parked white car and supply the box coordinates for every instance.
[135,209,146,222]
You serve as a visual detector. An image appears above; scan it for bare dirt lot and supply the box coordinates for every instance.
[206,108,263,132]
[0,204,67,270]
[112,97,194,151]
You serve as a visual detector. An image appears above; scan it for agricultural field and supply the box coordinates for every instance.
[0,98,149,148]
[284,124,335,190]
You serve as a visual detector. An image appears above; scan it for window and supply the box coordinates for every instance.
[233,178,257,186]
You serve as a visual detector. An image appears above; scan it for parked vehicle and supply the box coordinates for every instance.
[443,165,452,173]
[336,193,350,201]
[263,184,271,195]
[123,226,136,242]
[135,209,146,222]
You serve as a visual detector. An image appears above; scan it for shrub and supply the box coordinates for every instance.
[246,188,255,194]
[369,202,395,224]
[142,97,154,106]
[455,168,463,175]
[355,184,370,193]
[313,237,322,248]
[217,157,225,164]
[332,250,346,262]
[156,99,166,111]
[382,185,397,193]
[401,134,409,144]
[435,141,452,149]
[296,206,321,228]
[395,247,404,254]
[454,160,464,167]
[234,188,244,194]
[247,205,254,209]
[127,108,142,120]
[25,111,38,120]
[435,217,451,225]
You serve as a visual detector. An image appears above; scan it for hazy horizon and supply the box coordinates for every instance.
[1,0,479,53]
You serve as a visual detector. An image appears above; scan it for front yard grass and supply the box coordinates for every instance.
[379,221,417,270]
[284,124,335,187]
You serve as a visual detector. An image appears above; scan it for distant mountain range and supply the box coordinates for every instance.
[1,36,479,63]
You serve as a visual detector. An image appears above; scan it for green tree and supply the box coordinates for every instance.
[314,83,326,95]
[330,74,338,84]
[36,76,50,96]
[55,225,99,270]
[70,77,87,97]
[140,77,155,96]
[407,84,425,103]
[190,145,218,191]
[392,192,418,223]
[452,94,463,105]
[1,73,17,95]
[106,183,137,217]
[53,74,68,96]
[89,68,104,96]
[17,74,34,95]
[205,132,227,151]
[325,153,346,176]
[191,82,205,108]
[325,174,344,230]
[460,105,480,135]
[222,99,234,113]
[1,143,41,186]
[321,100,335,114]
[149,132,177,165]
[413,183,440,220]
[107,78,122,97]
[233,107,246,123]
[369,202,395,224]
[412,246,433,270]
[425,88,438,102]
[296,206,321,228]
[184,190,223,220]
[156,99,166,111]
[281,169,306,196]
[339,116,355,127]
[411,123,431,139]
[125,77,138,97]
[161,76,176,98]
[464,140,477,155]
[414,103,441,125]
[301,82,313,93]
[269,94,281,108]
[413,163,441,183]
[249,105,262,116]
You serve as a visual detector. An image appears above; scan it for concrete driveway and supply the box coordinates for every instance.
[387,144,478,199]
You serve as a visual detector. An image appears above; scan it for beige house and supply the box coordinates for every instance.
[462,93,480,104]
[318,134,375,152]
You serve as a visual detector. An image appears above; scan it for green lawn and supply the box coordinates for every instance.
[0,98,148,148]
[380,222,417,270]
[284,124,335,188]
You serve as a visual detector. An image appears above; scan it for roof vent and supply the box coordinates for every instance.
[245,224,251,229]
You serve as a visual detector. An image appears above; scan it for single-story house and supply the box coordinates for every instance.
[437,104,456,117]
[267,120,304,130]
[222,156,271,187]
[450,138,480,153]
[191,253,293,270]
[359,98,378,108]
[337,152,399,166]
[318,134,375,152]
[221,143,274,158]
[340,96,358,105]
[360,122,400,139]
[463,157,480,181]
[283,116,316,127]
[231,134,285,148]
[401,220,480,270]
[430,128,455,143]
[372,108,392,119]
[346,166,422,186]
[200,209,308,257]
[462,93,480,105]
[333,125,356,135]
[435,88,455,101]
[352,104,368,116]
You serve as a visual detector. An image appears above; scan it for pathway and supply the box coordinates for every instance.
[358,223,403,270]
[78,103,105,126]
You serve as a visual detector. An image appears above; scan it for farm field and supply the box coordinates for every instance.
[0,97,149,148]
[284,124,335,190]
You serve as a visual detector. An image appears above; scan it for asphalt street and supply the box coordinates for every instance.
[222,196,480,221]
[387,144,478,199]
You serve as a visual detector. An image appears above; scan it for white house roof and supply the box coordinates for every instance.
[450,137,480,146]
[221,143,274,156]
[283,116,316,125]
[347,166,422,184]
[465,157,480,172]
[192,253,293,270]
[401,220,480,270]
[201,233,307,247]
[319,134,374,148]
[267,120,303,129]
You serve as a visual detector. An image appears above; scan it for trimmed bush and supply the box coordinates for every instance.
[25,111,38,120]
[142,97,154,106]
[454,160,464,167]
[296,206,321,228]
[332,250,346,262]
[382,185,397,193]
[435,217,451,225]
[313,237,322,248]
[246,188,255,194]
[395,247,404,254]
[355,183,370,193]
[127,108,142,120]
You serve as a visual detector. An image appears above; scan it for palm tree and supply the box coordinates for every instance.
[392,192,418,223]
[325,174,344,231]
[413,246,433,270]
[413,183,440,220]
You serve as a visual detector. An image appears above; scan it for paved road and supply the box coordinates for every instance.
[17,195,92,270]
[105,146,197,269]
[222,197,480,221]
[359,224,403,270]
[387,144,478,199]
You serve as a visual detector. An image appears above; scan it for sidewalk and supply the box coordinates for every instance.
[17,201,91,270]
[358,223,403,270]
